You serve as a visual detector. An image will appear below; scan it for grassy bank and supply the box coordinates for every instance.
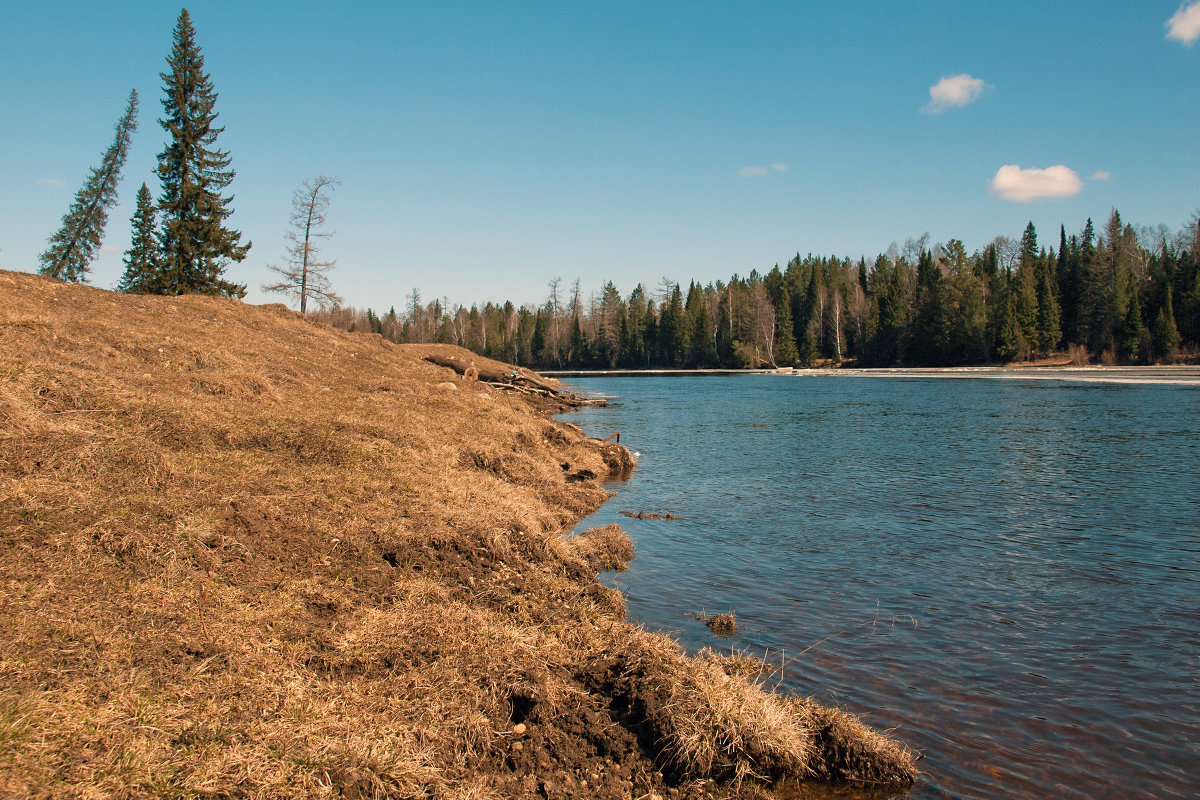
[0,269,916,799]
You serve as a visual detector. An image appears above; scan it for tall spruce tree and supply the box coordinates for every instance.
[156,9,249,297]
[1034,255,1062,353]
[38,90,139,282]
[117,183,160,293]
[774,287,799,365]
[994,281,1024,363]
[912,248,950,365]
[1014,222,1040,348]
[1152,284,1181,357]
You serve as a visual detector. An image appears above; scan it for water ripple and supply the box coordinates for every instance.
[567,375,1200,800]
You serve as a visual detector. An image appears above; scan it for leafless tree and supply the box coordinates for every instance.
[992,235,1019,274]
[902,232,930,264]
[847,280,868,355]
[1177,211,1200,254]
[263,175,341,314]
[826,284,845,361]
[545,277,563,364]
[746,281,776,366]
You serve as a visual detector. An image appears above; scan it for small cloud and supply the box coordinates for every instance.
[100,245,120,253]
[922,73,987,113]
[1092,170,1111,181]
[737,163,788,177]
[1166,1,1200,45]
[989,164,1084,202]
[37,178,67,188]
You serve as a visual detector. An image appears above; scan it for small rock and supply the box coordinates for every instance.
[513,722,527,735]
[511,741,523,751]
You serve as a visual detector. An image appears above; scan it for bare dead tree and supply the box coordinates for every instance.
[263,175,341,314]
[992,235,1019,274]
[546,276,563,364]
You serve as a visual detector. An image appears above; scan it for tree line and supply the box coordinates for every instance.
[39,9,251,298]
[321,212,1199,369]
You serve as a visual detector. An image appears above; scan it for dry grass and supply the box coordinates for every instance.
[567,523,634,572]
[577,624,917,789]
[0,269,916,798]
[789,699,920,787]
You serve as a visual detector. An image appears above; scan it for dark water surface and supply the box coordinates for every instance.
[563,375,1200,800]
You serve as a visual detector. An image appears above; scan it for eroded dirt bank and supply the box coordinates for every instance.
[0,269,916,799]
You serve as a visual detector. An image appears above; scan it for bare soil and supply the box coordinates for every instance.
[0,269,916,799]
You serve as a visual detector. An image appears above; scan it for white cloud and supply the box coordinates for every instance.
[100,245,120,253]
[1166,1,1200,45]
[37,178,67,187]
[922,73,987,113]
[989,164,1084,202]
[1092,170,1112,181]
[737,163,788,177]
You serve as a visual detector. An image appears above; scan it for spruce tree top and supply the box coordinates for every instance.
[117,183,160,294]
[38,89,139,283]
[156,8,249,297]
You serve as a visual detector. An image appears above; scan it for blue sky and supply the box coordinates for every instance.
[2,1,1198,310]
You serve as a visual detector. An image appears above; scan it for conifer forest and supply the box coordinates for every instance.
[321,213,1200,369]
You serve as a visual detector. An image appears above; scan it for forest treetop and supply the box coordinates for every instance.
[320,212,1200,369]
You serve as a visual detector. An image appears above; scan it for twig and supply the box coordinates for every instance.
[778,610,919,675]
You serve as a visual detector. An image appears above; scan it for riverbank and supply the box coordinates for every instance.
[0,270,915,799]
[546,365,1200,386]
[777,365,1200,386]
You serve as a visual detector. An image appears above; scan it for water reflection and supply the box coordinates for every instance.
[567,375,1200,800]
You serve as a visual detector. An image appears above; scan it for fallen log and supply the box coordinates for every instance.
[424,352,559,391]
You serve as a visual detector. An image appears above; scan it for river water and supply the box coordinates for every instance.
[562,374,1200,800]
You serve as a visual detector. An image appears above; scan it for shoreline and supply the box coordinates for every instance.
[546,365,1200,386]
[1,269,918,799]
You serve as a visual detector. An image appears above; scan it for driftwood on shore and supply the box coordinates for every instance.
[423,351,607,406]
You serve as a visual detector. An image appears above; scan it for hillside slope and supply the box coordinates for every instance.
[0,269,915,799]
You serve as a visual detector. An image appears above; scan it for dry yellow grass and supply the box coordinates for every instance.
[0,269,916,799]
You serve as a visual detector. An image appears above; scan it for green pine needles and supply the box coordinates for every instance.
[117,184,160,294]
[40,9,249,297]
[38,89,139,283]
[155,8,249,297]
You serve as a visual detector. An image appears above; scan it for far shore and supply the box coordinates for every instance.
[543,365,1200,386]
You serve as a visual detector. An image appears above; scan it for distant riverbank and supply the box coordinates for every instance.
[546,365,1200,385]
